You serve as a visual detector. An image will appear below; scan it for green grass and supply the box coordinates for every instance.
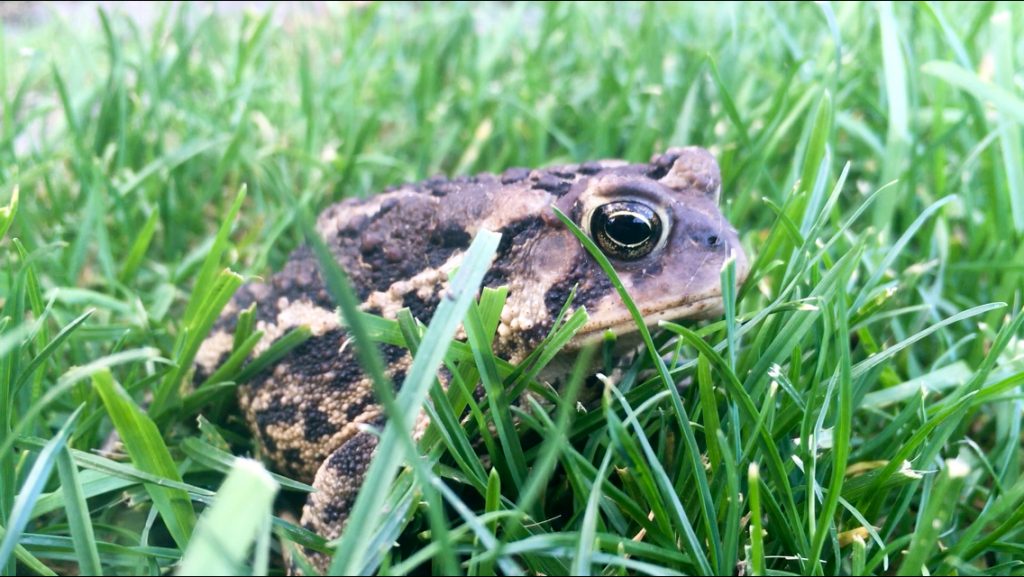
[2,1,1024,575]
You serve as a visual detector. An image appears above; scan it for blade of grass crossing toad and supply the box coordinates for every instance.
[508,307,589,400]
[232,303,257,351]
[297,203,390,396]
[327,229,501,575]
[93,369,196,550]
[153,269,244,416]
[381,313,459,576]
[177,459,279,576]
[478,286,508,337]
[198,330,262,387]
[396,310,488,497]
[0,406,82,569]
[512,345,595,539]
[56,441,102,576]
[353,472,422,575]
[233,326,310,384]
[464,301,527,490]
[295,202,399,567]
[552,206,719,574]
[897,459,969,576]
[432,476,522,576]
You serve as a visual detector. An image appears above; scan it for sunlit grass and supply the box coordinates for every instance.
[1,2,1023,575]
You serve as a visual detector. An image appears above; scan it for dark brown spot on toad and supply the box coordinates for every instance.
[483,216,545,288]
[501,167,531,184]
[303,405,337,441]
[402,290,441,323]
[534,174,571,196]
[544,253,614,322]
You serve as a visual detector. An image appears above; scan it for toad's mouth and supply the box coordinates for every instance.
[568,293,726,349]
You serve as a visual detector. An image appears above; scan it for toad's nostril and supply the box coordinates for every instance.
[705,234,720,247]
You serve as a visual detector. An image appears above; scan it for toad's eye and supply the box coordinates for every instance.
[590,201,663,261]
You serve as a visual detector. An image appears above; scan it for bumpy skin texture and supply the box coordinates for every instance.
[195,146,749,571]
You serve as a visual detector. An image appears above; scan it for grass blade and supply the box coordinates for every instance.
[13,309,94,396]
[56,441,102,576]
[990,11,1024,232]
[0,406,82,568]
[806,279,853,574]
[897,459,969,575]
[118,208,160,285]
[177,459,279,576]
[183,185,246,326]
[922,60,1024,125]
[328,229,501,575]
[0,186,18,243]
[573,450,613,576]
[875,1,910,232]
[552,206,719,574]
[747,463,765,577]
[93,369,196,550]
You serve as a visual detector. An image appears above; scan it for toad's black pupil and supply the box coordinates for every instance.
[590,201,663,261]
[605,213,652,246]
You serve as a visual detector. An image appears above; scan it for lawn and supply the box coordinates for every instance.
[1,1,1023,575]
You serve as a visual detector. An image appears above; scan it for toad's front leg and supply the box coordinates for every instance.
[296,431,379,575]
